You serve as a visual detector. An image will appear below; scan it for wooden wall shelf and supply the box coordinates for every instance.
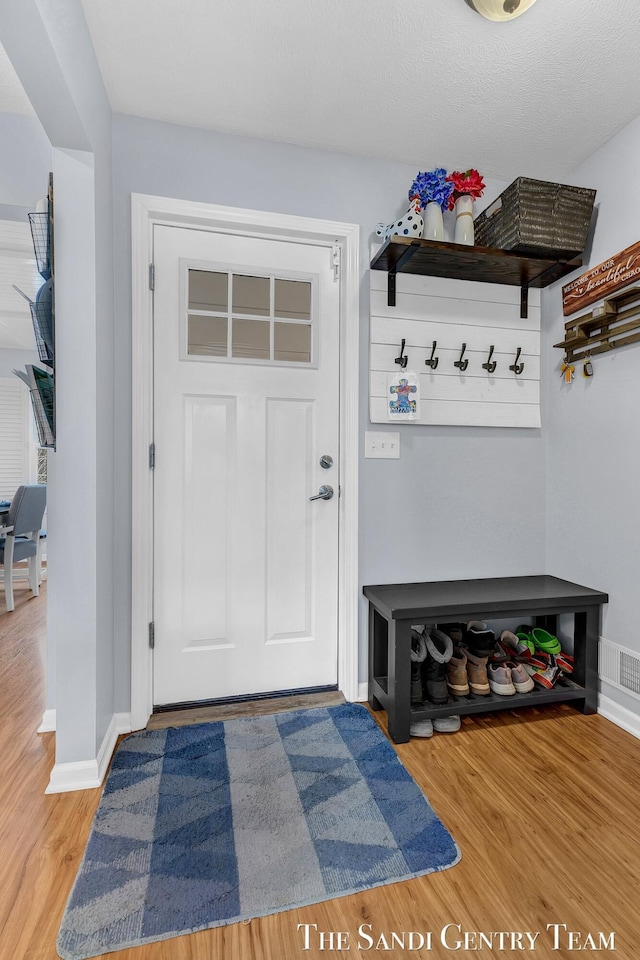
[370,236,582,318]
[554,286,640,362]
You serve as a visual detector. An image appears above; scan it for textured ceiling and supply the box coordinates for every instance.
[4,2,640,180]
[78,0,640,180]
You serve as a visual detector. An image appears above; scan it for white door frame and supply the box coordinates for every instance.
[130,194,359,731]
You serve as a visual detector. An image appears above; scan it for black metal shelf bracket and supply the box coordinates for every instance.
[521,259,572,319]
[386,242,421,306]
[388,271,397,308]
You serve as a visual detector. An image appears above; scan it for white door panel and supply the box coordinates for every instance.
[182,393,234,645]
[265,397,315,642]
[153,225,339,705]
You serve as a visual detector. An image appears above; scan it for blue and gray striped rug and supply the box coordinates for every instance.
[58,703,460,959]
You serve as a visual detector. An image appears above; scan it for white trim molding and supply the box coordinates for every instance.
[131,195,360,730]
[598,694,640,740]
[37,708,56,733]
[45,713,132,794]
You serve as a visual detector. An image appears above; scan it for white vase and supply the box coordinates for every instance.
[453,194,475,245]
[422,202,444,241]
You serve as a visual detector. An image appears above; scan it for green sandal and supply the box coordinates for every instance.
[514,625,536,654]
[530,627,561,655]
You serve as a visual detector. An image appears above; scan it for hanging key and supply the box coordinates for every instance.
[561,360,575,383]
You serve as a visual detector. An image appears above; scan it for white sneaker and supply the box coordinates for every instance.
[434,715,461,733]
[487,661,516,695]
[410,719,434,738]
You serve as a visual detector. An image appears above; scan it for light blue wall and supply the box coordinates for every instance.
[0,109,53,711]
[0,114,52,208]
[1,0,115,764]
[0,203,36,222]
[2,0,636,762]
[543,111,640,717]
[0,120,50,399]
[0,348,40,378]
[112,113,547,699]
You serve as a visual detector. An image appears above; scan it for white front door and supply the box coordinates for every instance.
[152,224,340,706]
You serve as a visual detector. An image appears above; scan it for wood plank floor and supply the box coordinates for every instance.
[2,588,640,958]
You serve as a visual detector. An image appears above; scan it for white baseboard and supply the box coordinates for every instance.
[115,712,133,735]
[357,681,368,702]
[37,708,56,733]
[598,693,640,740]
[45,711,133,794]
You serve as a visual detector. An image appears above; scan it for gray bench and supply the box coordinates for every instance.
[363,575,608,743]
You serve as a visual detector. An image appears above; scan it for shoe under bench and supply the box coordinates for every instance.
[363,574,608,744]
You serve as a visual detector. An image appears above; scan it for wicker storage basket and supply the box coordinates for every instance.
[473,178,596,258]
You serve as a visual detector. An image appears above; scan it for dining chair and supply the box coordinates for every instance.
[0,484,47,612]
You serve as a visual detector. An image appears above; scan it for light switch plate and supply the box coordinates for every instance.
[365,431,400,459]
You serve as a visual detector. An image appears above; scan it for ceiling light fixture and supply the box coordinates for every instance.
[464,0,539,21]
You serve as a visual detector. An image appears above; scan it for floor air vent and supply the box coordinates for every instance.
[599,638,640,700]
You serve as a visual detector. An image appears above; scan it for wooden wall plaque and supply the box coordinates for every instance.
[562,240,640,315]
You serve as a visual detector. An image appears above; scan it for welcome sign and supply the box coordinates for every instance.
[562,241,640,315]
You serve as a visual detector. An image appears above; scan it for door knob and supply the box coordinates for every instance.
[309,484,334,501]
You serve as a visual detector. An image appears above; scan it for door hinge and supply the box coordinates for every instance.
[149,263,155,290]
[148,621,155,649]
[149,442,155,469]
[332,243,340,281]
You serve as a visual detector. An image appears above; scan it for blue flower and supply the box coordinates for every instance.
[409,168,454,211]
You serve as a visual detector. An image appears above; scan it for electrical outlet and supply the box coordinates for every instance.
[365,431,400,459]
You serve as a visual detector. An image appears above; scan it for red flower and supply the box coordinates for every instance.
[446,169,486,210]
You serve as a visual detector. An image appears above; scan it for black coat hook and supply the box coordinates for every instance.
[482,344,497,374]
[454,342,469,372]
[425,340,439,370]
[509,347,525,375]
[395,338,408,369]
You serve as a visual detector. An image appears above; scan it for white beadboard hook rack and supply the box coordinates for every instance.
[368,256,543,428]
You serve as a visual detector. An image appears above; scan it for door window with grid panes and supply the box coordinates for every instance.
[185,268,314,365]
